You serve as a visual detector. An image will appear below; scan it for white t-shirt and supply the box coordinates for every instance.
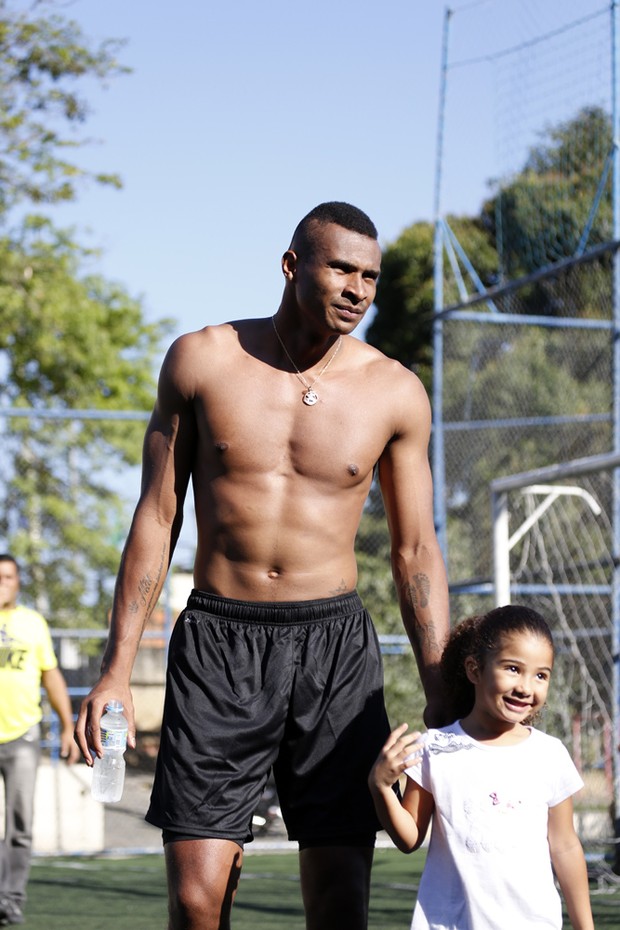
[405,721,583,930]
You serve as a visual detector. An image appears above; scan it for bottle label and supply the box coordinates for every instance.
[101,726,128,751]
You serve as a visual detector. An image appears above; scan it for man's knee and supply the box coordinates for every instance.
[165,838,243,930]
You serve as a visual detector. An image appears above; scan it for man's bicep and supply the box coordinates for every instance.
[378,407,437,549]
[138,352,196,518]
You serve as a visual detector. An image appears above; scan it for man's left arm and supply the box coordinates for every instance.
[41,666,81,764]
[378,371,450,727]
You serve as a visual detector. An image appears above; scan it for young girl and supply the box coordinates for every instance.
[369,605,595,930]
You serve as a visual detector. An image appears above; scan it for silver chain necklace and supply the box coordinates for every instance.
[271,316,342,406]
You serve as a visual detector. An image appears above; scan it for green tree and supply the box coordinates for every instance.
[366,217,497,392]
[367,104,613,621]
[485,106,613,282]
[0,0,127,217]
[370,106,613,385]
[0,219,173,625]
[0,2,172,626]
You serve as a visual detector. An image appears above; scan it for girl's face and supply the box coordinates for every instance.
[467,631,554,729]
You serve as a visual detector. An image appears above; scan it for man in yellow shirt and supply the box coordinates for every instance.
[0,555,79,925]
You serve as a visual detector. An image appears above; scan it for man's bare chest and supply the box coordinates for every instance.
[193,377,391,486]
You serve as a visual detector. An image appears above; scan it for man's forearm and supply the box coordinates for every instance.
[101,521,171,678]
[393,551,450,700]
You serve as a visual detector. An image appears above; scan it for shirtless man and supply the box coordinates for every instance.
[75,201,449,930]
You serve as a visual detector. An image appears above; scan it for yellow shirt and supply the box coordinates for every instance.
[0,605,58,742]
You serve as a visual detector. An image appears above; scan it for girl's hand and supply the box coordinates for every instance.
[369,723,426,791]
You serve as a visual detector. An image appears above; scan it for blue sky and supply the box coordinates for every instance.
[14,0,608,568]
[44,0,481,344]
[36,0,607,347]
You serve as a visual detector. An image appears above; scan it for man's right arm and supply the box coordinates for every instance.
[74,337,197,762]
[378,366,451,726]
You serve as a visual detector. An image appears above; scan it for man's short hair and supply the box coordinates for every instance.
[291,202,378,253]
[0,554,19,572]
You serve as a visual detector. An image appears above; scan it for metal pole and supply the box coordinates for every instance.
[491,489,510,606]
[610,0,620,866]
[432,7,452,562]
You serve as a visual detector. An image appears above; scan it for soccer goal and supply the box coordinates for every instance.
[491,450,620,858]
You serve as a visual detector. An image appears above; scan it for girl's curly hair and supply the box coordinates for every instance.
[440,605,554,723]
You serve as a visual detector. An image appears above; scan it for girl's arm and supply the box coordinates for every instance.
[368,724,435,853]
[548,797,594,930]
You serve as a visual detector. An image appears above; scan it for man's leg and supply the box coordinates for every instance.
[299,845,374,930]
[164,837,244,930]
[1,729,39,907]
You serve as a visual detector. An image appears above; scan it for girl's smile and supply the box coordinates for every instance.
[464,631,554,739]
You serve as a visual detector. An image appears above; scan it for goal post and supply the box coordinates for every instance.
[491,450,620,858]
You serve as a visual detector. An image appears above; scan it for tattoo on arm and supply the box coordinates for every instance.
[403,573,441,658]
[145,542,167,616]
[138,574,153,607]
[406,573,430,610]
[126,545,168,621]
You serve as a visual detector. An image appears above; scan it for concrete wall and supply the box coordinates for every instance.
[0,760,105,855]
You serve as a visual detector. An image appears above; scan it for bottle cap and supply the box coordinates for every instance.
[105,699,124,713]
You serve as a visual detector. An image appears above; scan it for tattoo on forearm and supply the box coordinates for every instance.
[145,542,167,616]
[403,573,442,659]
[406,573,430,610]
[417,619,441,657]
[138,574,153,607]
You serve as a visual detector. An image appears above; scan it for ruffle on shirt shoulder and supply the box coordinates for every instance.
[427,730,477,756]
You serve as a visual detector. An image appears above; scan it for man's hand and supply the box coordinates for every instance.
[74,677,135,765]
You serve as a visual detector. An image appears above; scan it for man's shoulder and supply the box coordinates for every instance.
[159,323,246,397]
[350,337,421,381]
[351,339,430,414]
[169,322,236,353]
[167,319,263,361]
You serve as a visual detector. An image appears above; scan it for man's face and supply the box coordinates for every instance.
[286,222,381,335]
[0,561,20,610]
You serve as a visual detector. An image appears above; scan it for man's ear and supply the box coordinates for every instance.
[282,249,297,280]
[464,656,480,684]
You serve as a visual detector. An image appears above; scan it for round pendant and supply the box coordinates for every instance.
[303,390,319,406]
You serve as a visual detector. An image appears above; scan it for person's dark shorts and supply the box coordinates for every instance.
[145,589,391,848]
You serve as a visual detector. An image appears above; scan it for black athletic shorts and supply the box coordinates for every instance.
[145,589,391,848]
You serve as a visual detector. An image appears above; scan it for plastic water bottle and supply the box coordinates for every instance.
[91,700,128,803]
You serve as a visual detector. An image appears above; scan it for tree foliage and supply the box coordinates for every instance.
[484,106,612,280]
[0,218,173,625]
[0,0,127,218]
[367,217,497,391]
[0,3,172,626]
[365,104,613,633]
[370,106,612,374]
